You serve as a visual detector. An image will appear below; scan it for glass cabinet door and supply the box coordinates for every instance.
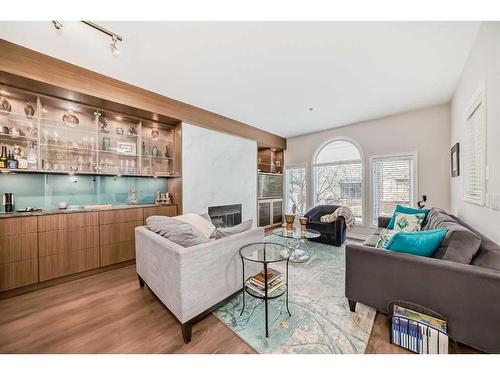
[0,85,39,170]
[272,200,283,225]
[140,120,175,176]
[39,96,98,173]
[258,201,271,227]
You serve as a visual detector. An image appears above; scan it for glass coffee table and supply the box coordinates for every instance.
[272,227,321,263]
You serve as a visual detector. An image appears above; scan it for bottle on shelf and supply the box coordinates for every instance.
[0,145,7,168]
[27,141,37,170]
[7,149,18,169]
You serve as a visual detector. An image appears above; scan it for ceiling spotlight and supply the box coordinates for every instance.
[52,21,63,30]
[110,34,120,57]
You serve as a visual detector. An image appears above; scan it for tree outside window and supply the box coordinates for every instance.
[285,167,306,215]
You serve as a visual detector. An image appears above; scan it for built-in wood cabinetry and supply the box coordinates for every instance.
[38,212,99,281]
[99,208,144,267]
[143,205,178,223]
[0,204,178,295]
[0,217,38,291]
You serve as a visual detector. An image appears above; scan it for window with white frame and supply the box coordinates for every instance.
[463,85,486,206]
[372,153,417,225]
[313,139,363,224]
[285,166,307,215]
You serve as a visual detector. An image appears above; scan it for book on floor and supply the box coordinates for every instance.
[391,304,448,354]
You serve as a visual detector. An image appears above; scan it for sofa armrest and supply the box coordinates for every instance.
[345,243,500,352]
[377,216,391,228]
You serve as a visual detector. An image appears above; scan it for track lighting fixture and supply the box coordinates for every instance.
[110,34,120,57]
[52,21,63,30]
[82,21,123,57]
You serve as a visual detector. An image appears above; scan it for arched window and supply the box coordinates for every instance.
[313,139,363,224]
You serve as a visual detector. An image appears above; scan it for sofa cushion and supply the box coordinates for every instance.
[422,208,455,230]
[146,216,211,247]
[175,213,216,238]
[387,205,430,229]
[451,215,500,271]
[215,219,253,239]
[364,234,381,247]
[434,223,481,264]
[386,229,448,257]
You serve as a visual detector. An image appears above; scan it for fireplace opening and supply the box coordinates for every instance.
[208,204,242,228]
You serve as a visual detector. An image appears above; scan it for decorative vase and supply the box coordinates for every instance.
[285,214,295,231]
[299,217,308,233]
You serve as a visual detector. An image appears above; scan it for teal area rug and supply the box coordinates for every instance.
[214,235,376,354]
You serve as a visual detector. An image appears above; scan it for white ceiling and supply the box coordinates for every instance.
[0,21,480,138]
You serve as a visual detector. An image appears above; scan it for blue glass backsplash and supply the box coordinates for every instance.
[0,173,168,212]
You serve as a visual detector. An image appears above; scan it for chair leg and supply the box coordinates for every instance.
[348,299,357,312]
[181,323,192,344]
[138,275,145,288]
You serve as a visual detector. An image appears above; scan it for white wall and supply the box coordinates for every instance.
[450,22,500,244]
[286,104,451,235]
[182,123,257,223]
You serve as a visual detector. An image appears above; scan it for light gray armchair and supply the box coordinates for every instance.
[135,225,264,343]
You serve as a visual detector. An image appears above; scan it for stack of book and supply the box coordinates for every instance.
[391,305,448,354]
[246,268,285,297]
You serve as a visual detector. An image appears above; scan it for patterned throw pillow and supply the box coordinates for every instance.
[375,229,398,249]
[393,212,425,232]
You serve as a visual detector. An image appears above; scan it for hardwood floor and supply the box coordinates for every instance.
[0,265,254,354]
[0,265,481,354]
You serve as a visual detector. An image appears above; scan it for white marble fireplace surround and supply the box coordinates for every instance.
[182,123,257,224]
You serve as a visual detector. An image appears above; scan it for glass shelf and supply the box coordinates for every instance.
[0,83,178,178]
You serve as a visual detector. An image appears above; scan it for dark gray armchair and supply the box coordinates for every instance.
[304,205,347,247]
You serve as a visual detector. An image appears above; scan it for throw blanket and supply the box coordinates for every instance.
[320,206,355,230]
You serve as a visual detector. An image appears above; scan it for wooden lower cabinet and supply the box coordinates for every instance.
[99,208,144,267]
[0,205,179,293]
[143,205,178,224]
[0,217,38,292]
[37,213,100,282]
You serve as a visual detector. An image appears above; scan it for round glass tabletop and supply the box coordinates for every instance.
[272,227,321,240]
[239,242,291,263]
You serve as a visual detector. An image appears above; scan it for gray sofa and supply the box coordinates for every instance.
[135,225,264,343]
[345,207,500,353]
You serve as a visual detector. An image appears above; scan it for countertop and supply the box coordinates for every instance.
[0,203,177,219]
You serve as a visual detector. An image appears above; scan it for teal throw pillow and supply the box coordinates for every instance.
[387,205,430,229]
[385,228,448,257]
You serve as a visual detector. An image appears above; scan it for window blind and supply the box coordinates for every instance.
[463,101,485,205]
[372,156,415,225]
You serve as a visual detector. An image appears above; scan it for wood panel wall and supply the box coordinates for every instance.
[0,39,286,149]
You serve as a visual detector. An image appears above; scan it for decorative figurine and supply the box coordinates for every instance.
[24,103,35,118]
[0,97,12,113]
[151,128,160,139]
[62,110,79,125]
[98,114,109,130]
[164,144,170,158]
[128,126,137,137]
[102,136,111,151]
[115,127,124,135]
[142,141,146,155]
[152,145,159,158]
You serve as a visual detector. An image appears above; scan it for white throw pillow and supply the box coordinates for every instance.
[215,219,253,239]
[175,213,216,238]
[146,216,210,247]
[393,212,426,232]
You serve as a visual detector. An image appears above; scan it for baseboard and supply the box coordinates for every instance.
[0,260,136,301]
